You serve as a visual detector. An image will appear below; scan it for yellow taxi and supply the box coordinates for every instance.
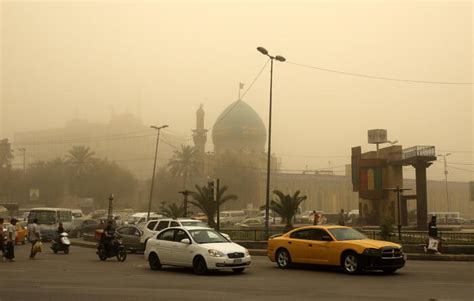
[267,225,405,274]
[3,222,28,245]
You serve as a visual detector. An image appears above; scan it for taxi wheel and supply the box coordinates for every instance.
[276,249,291,269]
[342,252,361,274]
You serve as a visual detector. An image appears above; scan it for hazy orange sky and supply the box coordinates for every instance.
[1,0,472,181]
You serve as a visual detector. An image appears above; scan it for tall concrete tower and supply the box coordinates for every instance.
[192,104,207,154]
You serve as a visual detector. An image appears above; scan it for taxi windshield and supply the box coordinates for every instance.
[328,228,368,241]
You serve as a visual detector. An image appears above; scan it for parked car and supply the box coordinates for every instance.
[145,226,251,274]
[219,211,246,227]
[142,218,209,244]
[267,225,405,274]
[72,209,84,219]
[69,219,104,238]
[235,217,265,228]
[127,212,163,225]
[116,225,145,253]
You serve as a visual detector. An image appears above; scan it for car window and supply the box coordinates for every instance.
[157,221,169,231]
[170,221,179,227]
[117,227,129,235]
[309,229,331,241]
[173,230,189,242]
[157,229,175,241]
[130,227,141,236]
[147,221,158,230]
[289,229,312,240]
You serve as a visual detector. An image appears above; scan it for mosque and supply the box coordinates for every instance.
[191,99,359,213]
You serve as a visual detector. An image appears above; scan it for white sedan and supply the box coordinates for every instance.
[144,226,251,275]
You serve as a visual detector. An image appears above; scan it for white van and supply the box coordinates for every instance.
[127,212,163,225]
[28,207,73,241]
[219,210,246,226]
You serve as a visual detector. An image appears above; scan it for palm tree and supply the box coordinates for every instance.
[168,145,200,189]
[189,184,237,228]
[270,190,307,231]
[161,203,185,219]
[66,145,96,174]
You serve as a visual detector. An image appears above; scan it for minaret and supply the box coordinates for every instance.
[193,104,207,154]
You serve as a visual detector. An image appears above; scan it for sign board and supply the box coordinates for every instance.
[368,129,387,144]
[29,189,40,201]
[358,159,386,200]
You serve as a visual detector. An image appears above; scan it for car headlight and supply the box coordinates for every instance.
[363,248,380,256]
[208,249,225,257]
[244,249,250,256]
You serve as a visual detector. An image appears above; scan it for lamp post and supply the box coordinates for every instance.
[257,46,285,238]
[147,124,168,220]
[179,190,191,217]
[385,187,411,241]
[438,153,451,213]
[107,193,114,222]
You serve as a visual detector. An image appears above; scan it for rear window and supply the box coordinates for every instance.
[147,221,158,230]
[58,211,72,222]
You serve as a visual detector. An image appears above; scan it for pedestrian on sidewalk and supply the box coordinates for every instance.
[338,209,345,226]
[4,218,17,261]
[0,217,5,257]
[312,210,320,225]
[28,218,42,259]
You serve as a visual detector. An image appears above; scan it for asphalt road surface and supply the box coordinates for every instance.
[1,244,473,301]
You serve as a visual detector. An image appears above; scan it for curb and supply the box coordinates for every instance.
[71,240,474,261]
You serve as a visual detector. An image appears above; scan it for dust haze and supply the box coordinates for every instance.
[1,0,472,181]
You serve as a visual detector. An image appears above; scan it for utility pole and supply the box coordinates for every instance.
[207,179,219,230]
[439,153,451,212]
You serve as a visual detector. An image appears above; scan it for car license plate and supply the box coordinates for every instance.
[233,259,242,264]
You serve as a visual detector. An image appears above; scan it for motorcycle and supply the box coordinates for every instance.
[96,233,127,262]
[51,232,71,254]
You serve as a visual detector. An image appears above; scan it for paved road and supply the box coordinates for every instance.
[1,244,473,301]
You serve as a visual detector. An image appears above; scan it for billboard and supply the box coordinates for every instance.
[358,159,386,200]
[29,189,40,201]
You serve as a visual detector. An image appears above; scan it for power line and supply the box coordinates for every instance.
[447,165,474,173]
[287,61,474,85]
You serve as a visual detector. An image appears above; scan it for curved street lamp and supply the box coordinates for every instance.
[147,124,169,220]
[257,46,286,238]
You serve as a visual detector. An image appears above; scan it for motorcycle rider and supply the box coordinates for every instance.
[100,220,115,254]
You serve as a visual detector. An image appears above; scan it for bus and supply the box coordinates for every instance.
[28,208,73,241]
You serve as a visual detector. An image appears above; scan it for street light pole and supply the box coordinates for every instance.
[147,124,169,220]
[257,46,285,238]
[439,153,451,212]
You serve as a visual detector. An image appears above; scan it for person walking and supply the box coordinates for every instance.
[4,218,17,261]
[338,209,345,226]
[312,210,320,225]
[27,218,42,259]
[0,217,5,257]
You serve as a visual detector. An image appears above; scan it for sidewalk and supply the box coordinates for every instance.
[70,239,474,261]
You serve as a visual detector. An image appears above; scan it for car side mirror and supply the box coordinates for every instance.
[321,235,332,241]
[181,238,191,244]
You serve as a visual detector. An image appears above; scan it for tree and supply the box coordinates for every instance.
[189,184,237,228]
[168,145,200,189]
[270,190,307,231]
[66,145,96,174]
[161,203,185,219]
